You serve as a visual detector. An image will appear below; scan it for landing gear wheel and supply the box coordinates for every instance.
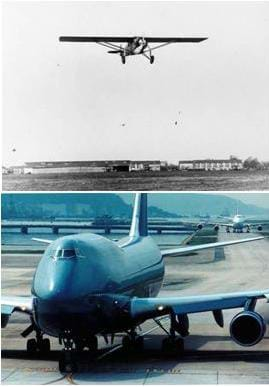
[39,338,50,354]
[122,335,144,352]
[27,338,37,354]
[135,336,144,350]
[162,337,184,356]
[121,55,126,64]
[59,351,78,374]
[87,336,98,352]
[150,55,155,64]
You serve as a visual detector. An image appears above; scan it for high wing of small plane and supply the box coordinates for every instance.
[59,35,208,64]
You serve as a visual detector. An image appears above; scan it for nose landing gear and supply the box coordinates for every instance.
[59,331,98,373]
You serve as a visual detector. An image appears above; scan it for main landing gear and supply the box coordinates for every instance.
[122,329,144,352]
[120,53,126,64]
[58,331,98,373]
[161,313,185,355]
[22,323,51,355]
[142,52,155,64]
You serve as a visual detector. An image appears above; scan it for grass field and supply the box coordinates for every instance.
[3,169,269,191]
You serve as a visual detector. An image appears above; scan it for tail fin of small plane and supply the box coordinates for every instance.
[129,193,148,238]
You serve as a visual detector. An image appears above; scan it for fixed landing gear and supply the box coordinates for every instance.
[150,55,155,64]
[121,54,126,64]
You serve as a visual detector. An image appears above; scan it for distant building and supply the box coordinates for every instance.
[10,165,25,174]
[130,161,161,172]
[178,157,243,171]
[10,160,161,174]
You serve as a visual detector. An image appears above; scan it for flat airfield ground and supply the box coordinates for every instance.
[3,169,269,191]
[1,232,269,384]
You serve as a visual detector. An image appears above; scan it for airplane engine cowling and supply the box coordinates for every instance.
[197,224,203,230]
[214,225,220,231]
[257,225,263,231]
[230,311,266,346]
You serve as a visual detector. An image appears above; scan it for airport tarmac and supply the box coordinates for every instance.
[1,232,269,384]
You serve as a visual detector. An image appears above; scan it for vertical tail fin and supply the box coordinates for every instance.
[129,193,148,238]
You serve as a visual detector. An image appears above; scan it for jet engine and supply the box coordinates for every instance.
[197,224,203,230]
[214,224,220,231]
[257,225,263,231]
[230,311,266,346]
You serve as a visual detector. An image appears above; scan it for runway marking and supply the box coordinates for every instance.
[43,375,66,385]
[66,373,77,385]
[1,368,17,383]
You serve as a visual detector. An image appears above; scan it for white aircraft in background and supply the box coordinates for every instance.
[209,210,269,233]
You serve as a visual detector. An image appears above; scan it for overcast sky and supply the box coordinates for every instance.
[3,1,269,166]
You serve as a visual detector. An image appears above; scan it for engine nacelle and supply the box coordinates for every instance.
[257,225,263,231]
[197,223,203,230]
[230,311,266,346]
[214,224,220,231]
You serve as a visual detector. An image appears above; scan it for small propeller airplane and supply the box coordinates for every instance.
[59,35,208,64]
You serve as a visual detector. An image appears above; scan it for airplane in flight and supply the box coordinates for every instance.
[209,211,268,233]
[1,194,268,373]
[59,35,208,64]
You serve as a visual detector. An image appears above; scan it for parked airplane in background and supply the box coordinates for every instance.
[2,194,268,373]
[209,211,268,233]
[59,35,208,64]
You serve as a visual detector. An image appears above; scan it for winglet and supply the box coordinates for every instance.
[129,193,148,238]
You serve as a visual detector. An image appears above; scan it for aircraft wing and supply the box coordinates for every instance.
[59,36,207,43]
[1,296,33,327]
[59,36,134,42]
[161,236,264,257]
[145,37,208,43]
[131,289,269,320]
[32,238,53,244]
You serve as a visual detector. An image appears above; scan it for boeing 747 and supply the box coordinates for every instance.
[1,194,268,373]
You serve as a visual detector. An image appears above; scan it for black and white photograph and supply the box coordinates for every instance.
[2,1,269,191]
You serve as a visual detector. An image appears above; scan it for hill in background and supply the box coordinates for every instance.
[2,193,269,220]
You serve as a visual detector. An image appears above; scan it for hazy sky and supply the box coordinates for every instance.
[120,192,269,209]
[3,1,269,166]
